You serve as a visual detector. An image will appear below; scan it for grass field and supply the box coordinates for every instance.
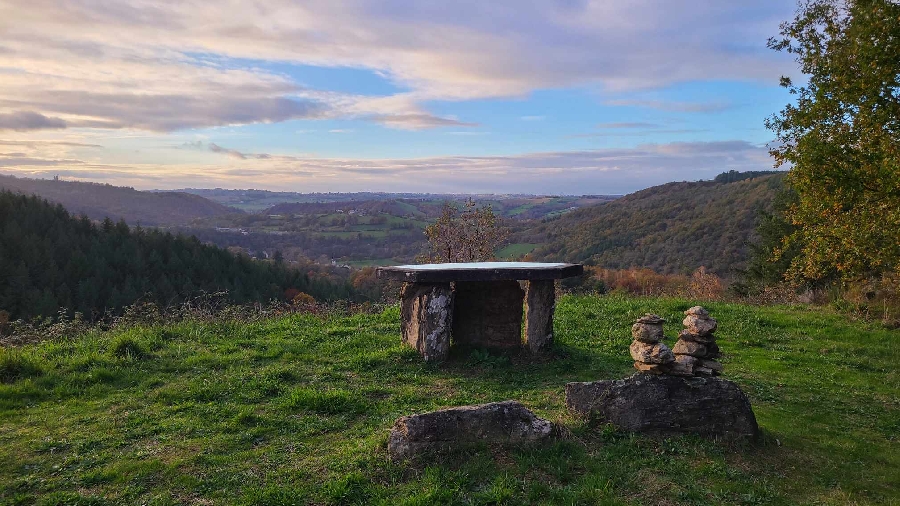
[1,295,898,505]
[496,243,540,259]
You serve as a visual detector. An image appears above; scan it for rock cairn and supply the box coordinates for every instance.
[629,314,674,374]
[671,306,722,377]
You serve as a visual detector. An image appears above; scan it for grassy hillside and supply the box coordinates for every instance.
[1,295,897,504]
[0,174,236,225]
[527,173,786,276]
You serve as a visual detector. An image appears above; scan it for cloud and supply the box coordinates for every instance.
[208,142,280,160]
[365,114,478,130]
[1,140,776,195]
[605,99,734,113]
[0,1,794,134]
[596,122,660,129]
[0,140,102,148]
[0,111,68,131]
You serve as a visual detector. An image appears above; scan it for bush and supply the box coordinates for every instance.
[108,333,149,360]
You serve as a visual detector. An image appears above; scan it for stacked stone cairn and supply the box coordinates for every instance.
[671,306,723,377]
[629,314,675,374]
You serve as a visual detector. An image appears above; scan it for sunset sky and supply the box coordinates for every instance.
[0,0,799,194]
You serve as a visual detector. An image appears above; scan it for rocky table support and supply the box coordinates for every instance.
[452,281,524,349]
[400,282,453,362]
[379,262,583,361]
[524,279,555,352]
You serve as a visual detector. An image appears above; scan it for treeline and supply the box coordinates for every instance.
[0,191,356,322]
[0,174,236,226]
[523,173,785,276]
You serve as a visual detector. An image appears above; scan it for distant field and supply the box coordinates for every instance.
[497,242,540,259]
[2,296,897,504]
[345,258,398,268]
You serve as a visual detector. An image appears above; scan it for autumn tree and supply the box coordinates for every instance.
[766,0,900,281]
[421,199,509,263]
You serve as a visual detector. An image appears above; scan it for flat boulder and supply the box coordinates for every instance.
[565,374,758,440]
[388,400,555,461]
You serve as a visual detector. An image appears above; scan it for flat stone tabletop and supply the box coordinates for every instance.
[376,261,583,283]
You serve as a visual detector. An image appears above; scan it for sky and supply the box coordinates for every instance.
[0,0,800,195]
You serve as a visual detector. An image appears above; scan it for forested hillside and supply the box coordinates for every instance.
[0,174,236,225]
[526,173,785,276]
[0,192,353,321]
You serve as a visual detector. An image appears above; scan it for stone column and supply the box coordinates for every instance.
[400,282,453,362]
[452,280,524,349]
[524,279,555,352]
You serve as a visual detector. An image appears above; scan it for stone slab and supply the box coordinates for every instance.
[387,400,555,461]
[377,262,583,283]
[565,374,759,440]
[452,280,524,349]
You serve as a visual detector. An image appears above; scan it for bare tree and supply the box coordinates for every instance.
[420,199,509,263]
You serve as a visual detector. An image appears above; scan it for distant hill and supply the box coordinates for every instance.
[181,188,619,214]
[525,172,786,276]
[0,191,353,321]
[0,174,237,225]
[264,195,618,221]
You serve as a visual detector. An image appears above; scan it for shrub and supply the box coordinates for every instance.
[108,333,149,360]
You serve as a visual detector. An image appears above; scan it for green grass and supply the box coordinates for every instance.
[1,296,898,505]
[497,243,541,259]
[345,258,397,268]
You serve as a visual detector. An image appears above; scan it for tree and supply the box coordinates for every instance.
[766,0,900,282]
[421,199,509,263]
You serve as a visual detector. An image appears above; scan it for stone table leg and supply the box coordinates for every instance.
[400,282,453,362]
[452,280,524,350]
[524,279,555,352]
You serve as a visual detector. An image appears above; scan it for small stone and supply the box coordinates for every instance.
[683,314,717,336]
[684,306,709,317]
[634,362,668,374]
[631,322,663,343]
[669,354,697,376]
[630,341,675,364]
[694,366,714,376]
[678,329,716,345]
[705,342,721,358]
[673,339,706,357]
[636,313,665,324]
[699,359,724,373]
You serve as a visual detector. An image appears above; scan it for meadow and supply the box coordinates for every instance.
[1,295,897,505]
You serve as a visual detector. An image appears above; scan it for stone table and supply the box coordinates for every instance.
[376,262,583,361]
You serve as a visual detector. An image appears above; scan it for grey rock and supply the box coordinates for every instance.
[684,306,710,317]
[524,279,555,353]
[388,400,555,461]
[400,282,453,362]
[705,341,721,358]
[673,339,707,357]
[637,313,666,324]
[670,354,698,376]
[630,341,675,364]
[699,359,724,374]
[678,329,716,345]
[631,322,664,343]
[683,314,717,336]
[634,361,669,374]
[565,374,759,440]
